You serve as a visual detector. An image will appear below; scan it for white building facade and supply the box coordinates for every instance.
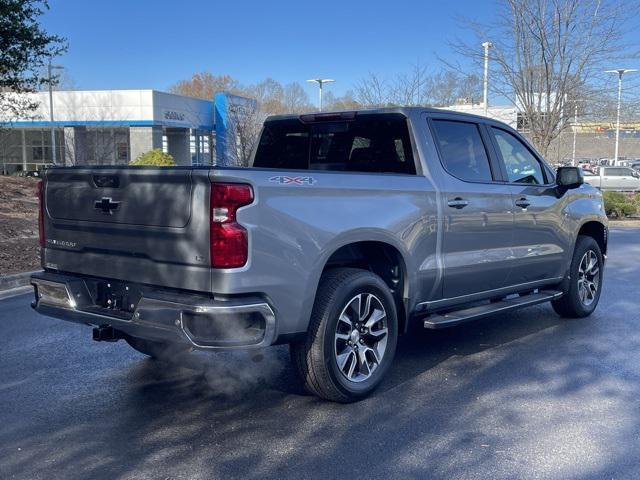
[441,102,519,128]
[0,90,215,174]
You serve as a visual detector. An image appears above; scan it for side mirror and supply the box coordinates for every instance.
[556,166,584,188]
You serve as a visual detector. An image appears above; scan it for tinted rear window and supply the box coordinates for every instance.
[431,120,493,182]
[252,114,416,175]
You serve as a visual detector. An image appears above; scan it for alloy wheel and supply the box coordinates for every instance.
[578,249,600,306]
[334,293,388,383]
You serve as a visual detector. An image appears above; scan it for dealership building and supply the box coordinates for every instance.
[0,89,217,174]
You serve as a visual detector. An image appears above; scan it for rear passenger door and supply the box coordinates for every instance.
[488,126,566,283]
[429,118,514,299]
[601,168,624,190]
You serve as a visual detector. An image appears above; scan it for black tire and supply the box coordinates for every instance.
[290,268,398,403]
[125,335,190,360]
[552,235,604,318]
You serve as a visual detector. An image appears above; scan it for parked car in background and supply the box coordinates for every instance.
[10,165,51,177]
[583,166,640,191]
[578,163,596,174]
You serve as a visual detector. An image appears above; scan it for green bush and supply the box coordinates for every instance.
[129,149,175,166]
[622,203,638,217]
[603,191,638,217]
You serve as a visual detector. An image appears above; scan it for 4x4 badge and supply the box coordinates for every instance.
[269,176,316,185]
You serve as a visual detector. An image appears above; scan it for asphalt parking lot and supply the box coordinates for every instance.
[1,228,640,480]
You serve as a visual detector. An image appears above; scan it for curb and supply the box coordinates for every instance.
[0,270,41,291]
[0,285,33,301]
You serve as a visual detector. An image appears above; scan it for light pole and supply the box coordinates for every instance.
[572,102,578,166]
[482,41,492,117]
[605,68,637,164]
[306,78,335,112]
[47,60,64,165]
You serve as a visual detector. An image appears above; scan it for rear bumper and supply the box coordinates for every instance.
[31,271,276,350]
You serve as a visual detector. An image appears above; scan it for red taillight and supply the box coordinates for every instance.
[37,180,45,248]
[210,183,253,268]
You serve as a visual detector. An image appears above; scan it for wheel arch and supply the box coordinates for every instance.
[319,240,410,334]
[577,220,608,257]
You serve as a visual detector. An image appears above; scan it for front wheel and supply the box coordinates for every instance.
[552,235,604,318]
[290,268,398,403]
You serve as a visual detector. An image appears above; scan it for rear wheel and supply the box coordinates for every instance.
[290,268,398,403]
[552,235,603,318]
[124,336,190,359]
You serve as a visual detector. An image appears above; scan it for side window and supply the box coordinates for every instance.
[431,120,494,182]
[491,128,546,184]
[606,167,633,176]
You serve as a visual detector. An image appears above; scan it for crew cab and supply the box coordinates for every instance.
[584,166,640,191]
[31,108,607,402]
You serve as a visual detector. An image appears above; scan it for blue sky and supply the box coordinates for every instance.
[41,0,500,100]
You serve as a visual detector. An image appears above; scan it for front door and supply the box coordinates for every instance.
[488,126,566,284]
[618,168,639,191]
[430,118,515,299]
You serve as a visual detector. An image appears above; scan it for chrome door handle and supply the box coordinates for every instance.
[447,198,469,209]
[515,198,531,208]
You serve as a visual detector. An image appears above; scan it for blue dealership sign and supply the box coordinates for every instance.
[214,92,257,166]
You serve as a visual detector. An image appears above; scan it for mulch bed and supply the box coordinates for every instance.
[0,176,40,275]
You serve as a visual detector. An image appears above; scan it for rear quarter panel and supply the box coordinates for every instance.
[209,168,437,337]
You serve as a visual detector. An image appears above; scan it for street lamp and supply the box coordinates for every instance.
[48,60,64,165]
[570,98,588,167]
[306,78,335,112]
[605,68,637,164]
[572,102,579,166]
[482,41,492,117]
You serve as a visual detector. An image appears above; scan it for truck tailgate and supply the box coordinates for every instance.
[41,167,212,292]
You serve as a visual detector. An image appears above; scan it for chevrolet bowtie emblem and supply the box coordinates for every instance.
[94,197,120,214]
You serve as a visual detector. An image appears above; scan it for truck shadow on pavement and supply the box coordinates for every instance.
[2,231,640,479]
[4,298,640,480]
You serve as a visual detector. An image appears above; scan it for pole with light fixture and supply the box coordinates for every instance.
[605,68,637,164]
[306,78,335,112]
[572,102,578,166]
[48,60,64,165]
[482,41,492,117]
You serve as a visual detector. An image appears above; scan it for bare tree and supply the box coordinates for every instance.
[168,72,313,166]
[354,66,482,108]
[450,0,639,156]
[247,78,284,113]
[323,90,362,111]
[354,73,390,106]
[223,100,264,167]
[169,72,243,100]
[282,82,313,113]
[170,71,313,114]
[423,70,482,106]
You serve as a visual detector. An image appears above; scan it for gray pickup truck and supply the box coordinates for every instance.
[31,108,607,402]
